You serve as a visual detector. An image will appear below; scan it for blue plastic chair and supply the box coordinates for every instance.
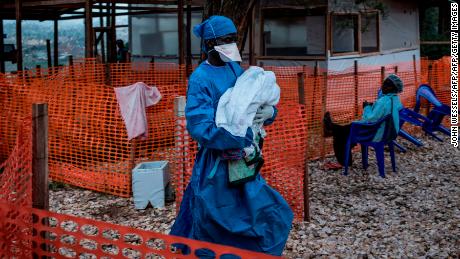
[414,84,451,141]
[395,108,425,152]
[344,115,397,178]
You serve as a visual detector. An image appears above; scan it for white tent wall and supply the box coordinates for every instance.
[256,60,328,72]
[327,48,420,72]
[380,0,419,51]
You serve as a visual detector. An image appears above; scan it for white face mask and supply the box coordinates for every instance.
[213,43,242,62]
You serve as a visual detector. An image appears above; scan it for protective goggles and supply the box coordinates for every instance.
[213,33,238,45]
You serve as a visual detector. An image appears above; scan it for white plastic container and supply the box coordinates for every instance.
[132,161,170,209]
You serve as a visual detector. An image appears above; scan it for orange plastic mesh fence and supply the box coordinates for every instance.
[173,116,197,208]
[0,62,188,198]
[423,56,451,105]
[261,103,308,218]
[0,117,279,258]
[0,57,452,219]
[418,57,452,127]
[0,119,33,259]
[0,202,280,258]
[0,118,32,208]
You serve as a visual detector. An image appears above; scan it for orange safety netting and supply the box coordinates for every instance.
[0,119,33,258]
[0,119,279,258]
[0,202,280,258]
[0,56,453,221]
[0,62,187,198]
[424,56,452,105]
[0,118,32,208]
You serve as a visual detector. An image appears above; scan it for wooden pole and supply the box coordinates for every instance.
[321,72,328,160]
[178,0,185,65]
[105,63,111,85]
[394,65,398,74]
[381,66,385,84]
[354,60,359,119]
[128,3,132,63]
[110,0,116,61]
[68,55,74,81]
[105,2,111,61]
[53,19,59,67]
[0,19,5,73]
[15,0,23,71]
[249,3,255,65]
[297,72,305,105]
[35,65,41,78]
[99,3,106,63]
[424,61,435,114]
[129,139,137,170]
[185,0,192,77]
[174,96,187,201]
[259,0,264,57]
[311,61,319,124]
[32,103,49,210]
[149,56,155,85]
[428,63,433,87]
[46,39,52,68]
[412,54,418,90]
[85,0,93,58]
[297,71,310,221]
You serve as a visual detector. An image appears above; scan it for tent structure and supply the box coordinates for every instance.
[0,0,450,73]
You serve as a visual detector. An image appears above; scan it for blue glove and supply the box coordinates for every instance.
[254,105,274,124]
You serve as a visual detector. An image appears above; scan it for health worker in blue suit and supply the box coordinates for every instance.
[169,15,293,257]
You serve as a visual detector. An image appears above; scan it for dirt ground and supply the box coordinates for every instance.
[50,132,459,258]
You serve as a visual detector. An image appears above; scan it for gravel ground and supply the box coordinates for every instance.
[50,132,460,258]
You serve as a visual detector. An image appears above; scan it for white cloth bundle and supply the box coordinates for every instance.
[216,66,280,137]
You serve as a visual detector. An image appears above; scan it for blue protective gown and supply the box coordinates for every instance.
[170,61,293,256]
[360,93,403,141]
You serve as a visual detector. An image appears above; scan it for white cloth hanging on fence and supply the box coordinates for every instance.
[114,82,162,140]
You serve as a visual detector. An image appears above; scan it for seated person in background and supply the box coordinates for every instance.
[323,74,404,168]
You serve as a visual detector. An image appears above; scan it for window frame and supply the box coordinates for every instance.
[257,7,328,61]
[330,12,361,56]
[329,11,381,57]
[359,11,381,55]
